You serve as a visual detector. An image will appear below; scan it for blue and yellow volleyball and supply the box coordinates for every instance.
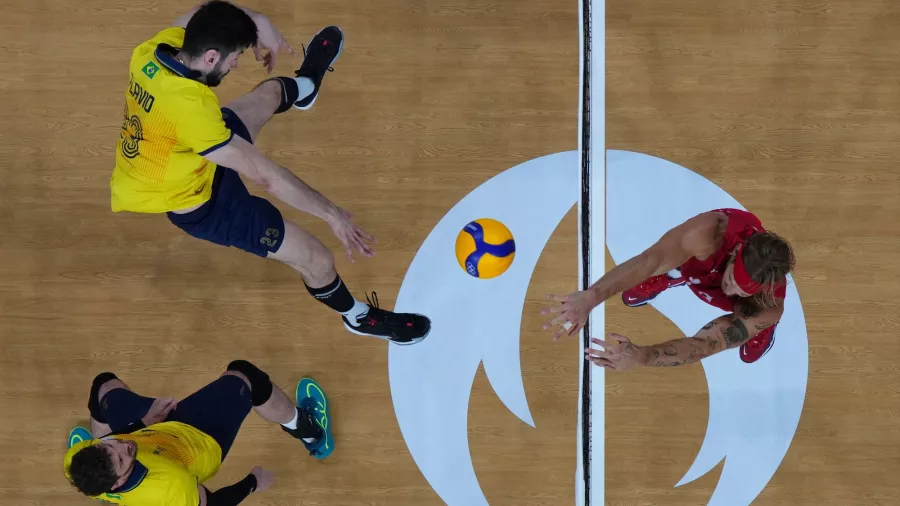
[455,218,516,279]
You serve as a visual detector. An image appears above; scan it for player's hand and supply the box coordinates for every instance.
[541,289,599,340]
[585,334,644,371]
[250,466,275,492]
[250,14,295,73]
[140,397,177,426]
[327,206,376,263]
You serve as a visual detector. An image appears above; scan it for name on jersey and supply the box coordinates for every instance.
[128,74,155,114]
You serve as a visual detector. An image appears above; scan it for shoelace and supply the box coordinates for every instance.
[300,43,335,73]
[636,275,669,293]
[301,403,326,456]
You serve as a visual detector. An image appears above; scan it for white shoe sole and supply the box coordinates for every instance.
[294,27,345,111]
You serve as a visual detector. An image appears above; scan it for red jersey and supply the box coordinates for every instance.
[679,208,786,312]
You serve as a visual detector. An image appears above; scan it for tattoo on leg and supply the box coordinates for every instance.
[722,319,750,346]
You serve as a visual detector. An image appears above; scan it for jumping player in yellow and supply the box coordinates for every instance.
[64,361,333,505]
[112,0,430,344]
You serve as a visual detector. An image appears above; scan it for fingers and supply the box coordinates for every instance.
[281,37,296,57]
[567,321,584,336]
[590,337,611,348]
[540,303,564,316]
[584,347,613,360]
[607,333,630,344]
[350,232,375,258]
[161,397,178,412]
[542,313,569,331]
[356,226,376,244]
[586,356,614,368]
[344,243,355,264]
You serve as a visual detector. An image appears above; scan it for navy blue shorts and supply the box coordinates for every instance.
[98,374,252,460]
[167,108,285,258]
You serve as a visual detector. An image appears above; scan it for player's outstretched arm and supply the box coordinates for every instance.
[203,137,377,260]
[203,136,344,223]
[584,300,783,370]
[542,212,720,340]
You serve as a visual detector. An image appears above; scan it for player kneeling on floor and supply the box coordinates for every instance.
[63,360,333,506]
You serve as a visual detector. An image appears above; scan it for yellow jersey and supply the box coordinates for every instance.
[110,27,233,213]
[64,421,223,506]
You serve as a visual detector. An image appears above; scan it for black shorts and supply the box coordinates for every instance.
[98,374,252,460]
[167,108,285,258]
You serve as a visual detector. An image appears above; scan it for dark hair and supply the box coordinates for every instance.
[68,445,118,496]
[741,231,795,308]
[181,1,258,58]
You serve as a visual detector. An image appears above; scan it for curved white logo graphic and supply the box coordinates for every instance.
[606,150,809,505]
[389,151,579,505]
[389,149,808,505]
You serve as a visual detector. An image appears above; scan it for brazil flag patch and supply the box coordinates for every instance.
[142,61,160,79]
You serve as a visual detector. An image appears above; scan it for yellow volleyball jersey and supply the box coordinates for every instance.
[64,421,223,506]
[110,26,233,213]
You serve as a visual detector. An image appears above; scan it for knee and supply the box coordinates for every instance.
[308,243,335,277]
[292,240,335,285]
[88,372,121,423]
[225,360,273,406]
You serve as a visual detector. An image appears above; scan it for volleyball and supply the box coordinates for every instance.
[455,218,516,279]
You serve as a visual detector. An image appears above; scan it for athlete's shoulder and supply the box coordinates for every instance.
[666,211,724,258]
[133,27,186,55]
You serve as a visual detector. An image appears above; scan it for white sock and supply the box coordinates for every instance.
[342,299,370,327]
[282,408,319,442]
[281,408,299,430]
[294,77,314,101]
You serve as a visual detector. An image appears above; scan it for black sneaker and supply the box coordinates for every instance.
[294,26,343,110]
[280,405,327,457]
[342,292,431,345]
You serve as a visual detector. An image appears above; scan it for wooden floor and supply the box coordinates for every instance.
[1,0,898,505]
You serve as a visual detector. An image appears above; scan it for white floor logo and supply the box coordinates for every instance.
[388,149,808,505]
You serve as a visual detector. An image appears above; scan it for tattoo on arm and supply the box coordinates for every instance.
[739,303,762,319]
[663,344,679,356]
[721,319,750,347]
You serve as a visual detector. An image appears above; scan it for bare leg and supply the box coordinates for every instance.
[267,219,338,289]
[222,371,295,424]
[223,80,281,143]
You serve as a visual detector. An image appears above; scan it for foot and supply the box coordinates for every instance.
[622,274,686,307]
[740,324,776,363]
[68,426,92,448]
[294,26,344,110]
[285,378,334,459]
[342,292,431,345]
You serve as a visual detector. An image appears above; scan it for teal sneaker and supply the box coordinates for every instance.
[294,378,333,459]
[68,426,92,448]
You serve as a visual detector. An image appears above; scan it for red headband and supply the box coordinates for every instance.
[732,243,763,294]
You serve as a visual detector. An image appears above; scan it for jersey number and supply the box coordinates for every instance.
[260,228,280,248]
